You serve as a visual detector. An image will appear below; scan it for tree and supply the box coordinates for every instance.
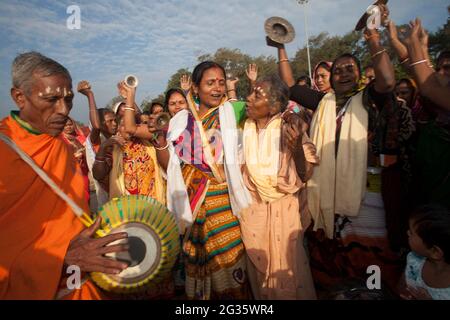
[166,68,191,92]
[428,6,450,58]
[197,48,277,99]
[140,94,165,113]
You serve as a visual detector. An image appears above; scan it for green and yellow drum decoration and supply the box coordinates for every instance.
[91,195,180,294]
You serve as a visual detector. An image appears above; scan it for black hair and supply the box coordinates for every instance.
[436,50,450,69]
[296,75,311,87]
[364,63,374,71]
[150,102,163,113]
[396,78,415,90]
[142,110,151,116]
[164,88,187,112]
[330,53,362,90]
[98,108,114,124]
[410,204,450,263]
[260,74,290,113]
[316,61,332,72]
[191,61,226,86]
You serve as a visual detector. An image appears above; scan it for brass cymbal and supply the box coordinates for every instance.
[355,0,389,31]
[264,16,296,44]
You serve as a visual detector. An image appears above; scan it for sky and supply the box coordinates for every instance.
[0,0,448,123]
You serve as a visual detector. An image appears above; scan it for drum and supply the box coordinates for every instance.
[90,195,180,293]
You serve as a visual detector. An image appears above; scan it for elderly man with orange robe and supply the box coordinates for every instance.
[0,52,128,300]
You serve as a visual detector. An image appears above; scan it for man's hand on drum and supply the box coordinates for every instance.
[64,216,129,274]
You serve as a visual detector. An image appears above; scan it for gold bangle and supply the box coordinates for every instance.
[277,59,289,64]
[155,142,169,151]
[371,49,387,59]
[400,58,409,65]
[409,59,427,67]
[123,107,135,111]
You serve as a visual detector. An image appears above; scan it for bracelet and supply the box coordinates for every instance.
[371,48,387,59]
[409,59,427,67]
[399,57,409,65]
[228,98,238,102]
[123,107,135,111]
[227,89,236,93]
[95,158,105,163]
[155,142,169,151]
[277,59,289,64]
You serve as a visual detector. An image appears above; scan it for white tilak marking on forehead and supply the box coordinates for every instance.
[45,86,51,94]
[63,88,67,96]
[56,87,61,93]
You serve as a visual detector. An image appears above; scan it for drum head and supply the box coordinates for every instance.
[104,222,161,284]
[90,195,180,294]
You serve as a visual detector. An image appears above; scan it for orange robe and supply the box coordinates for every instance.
[0,113,103,300]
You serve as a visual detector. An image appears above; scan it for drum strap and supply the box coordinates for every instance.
[0,132,97,231]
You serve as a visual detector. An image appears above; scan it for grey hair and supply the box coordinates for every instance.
[260,74,290,112]
[11,51,71,95]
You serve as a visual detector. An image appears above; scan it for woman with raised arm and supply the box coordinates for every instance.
[391,19,450,211]
[268,25,404,291]
[76,80,113,211]
[123,61,252,300]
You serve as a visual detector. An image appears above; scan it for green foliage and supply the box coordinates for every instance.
[141,94,165,112]
[156,13,448,99]
[166,68,191,92]
[428,8,450,59]
[197,48,277,99]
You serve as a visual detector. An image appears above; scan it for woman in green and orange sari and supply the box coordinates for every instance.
[123,61,252,300]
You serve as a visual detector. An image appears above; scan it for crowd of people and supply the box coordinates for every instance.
[0,4,449,300]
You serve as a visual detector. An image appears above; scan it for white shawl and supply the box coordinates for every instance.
[166,103,252,233]
[307,91,368,239]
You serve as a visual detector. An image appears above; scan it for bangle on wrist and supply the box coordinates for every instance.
[409,59,427,67]
[399,57,410,65]
[123,106,135,111]
[277,58,289,64]
[371,48,387,59]
[155,142,169,151]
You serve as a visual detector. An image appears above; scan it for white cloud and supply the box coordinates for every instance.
[0,0,448,122]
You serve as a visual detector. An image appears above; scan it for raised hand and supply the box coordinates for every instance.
[64,216,129,274]
[379,3,390,27]
[77,80,93,96]
[245,64,258,83]
[117,81,135,100]
[364,27,381,44]
[418,23,429,49]
[180,74,191,92]
[387,20,399,41]
[266,36,284,49]
[401,18,422,47]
